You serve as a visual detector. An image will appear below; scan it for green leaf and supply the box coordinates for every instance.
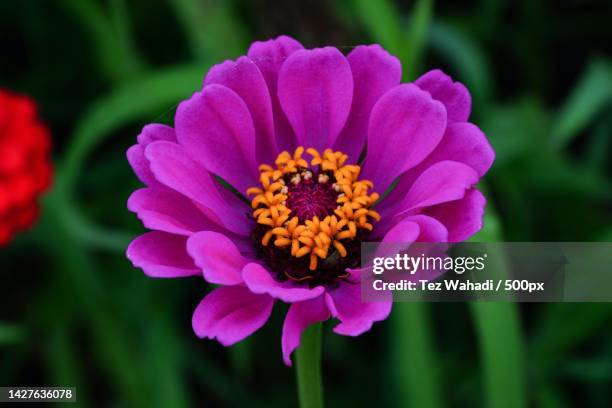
[0,324,25,345]
[168,0,247,61]
[564,356,612,382]
[48,326,89,405]
[404,0,434,80]
[534,383,569,408]
[429,22,493,105]
[352,0,433,79]
[144,315,191,408]
[57,0,145,82]
[108,0,143,75]
[469,190,527,408]
[598,228,612,241]
[480,99,551,166]
[391,303,443,408]
[228,340,252,380]
[41,197,150,403]
[552,58,612,149]
[522,155,612,200]
[530,303,612,377]
[584,114,612,171]
[352,0,405,61]
[470,302,526,408]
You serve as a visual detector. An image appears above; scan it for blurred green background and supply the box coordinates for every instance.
[1,0,612,406]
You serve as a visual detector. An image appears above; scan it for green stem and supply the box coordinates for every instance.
[469,190,526,408]
[404,0,433,80]
[229,339,252,381]
[391,303,442,408]
[470,302,525,408]
[295,323,324,408]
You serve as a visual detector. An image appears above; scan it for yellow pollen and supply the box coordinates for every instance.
[247,147,380,271]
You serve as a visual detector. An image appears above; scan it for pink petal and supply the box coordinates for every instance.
[369,218,448,290]
[281,295,330,366]
[369,218,422,259]
[361,218,422,268]
[126,232,200,278]
[205,56,277,164]
[137,123,176,145]
[387,217,449,282]
[242,263,325,302]
[328,279,391,336]
[278,47,353,151]
[128,187,219,236]
[371,213,449,246]
[404,214,449,242]
[128,124,177,186]
[175,84,258,195]
[376,122,493,219]
[145,140,251,236]
[192,286,274,346]
[127,144,157,186]
[407,122,494,178]
[432,123,494,177]
[334,44,401,163]
[381,219,421,244]
[416,69,471,123]
[248,35,304,152]
[396,160,479,214]
[362,84,447,194]
[426,188,486,242]
[187,231,248,285]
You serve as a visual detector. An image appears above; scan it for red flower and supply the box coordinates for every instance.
[0,90,52,245]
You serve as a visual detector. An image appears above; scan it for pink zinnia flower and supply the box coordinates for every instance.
[126,35,494,365]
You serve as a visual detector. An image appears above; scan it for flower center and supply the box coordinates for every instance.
[285,173,338,222]
[246,147,380,285]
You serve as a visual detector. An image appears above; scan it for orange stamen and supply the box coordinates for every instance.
[247,147,381,271]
